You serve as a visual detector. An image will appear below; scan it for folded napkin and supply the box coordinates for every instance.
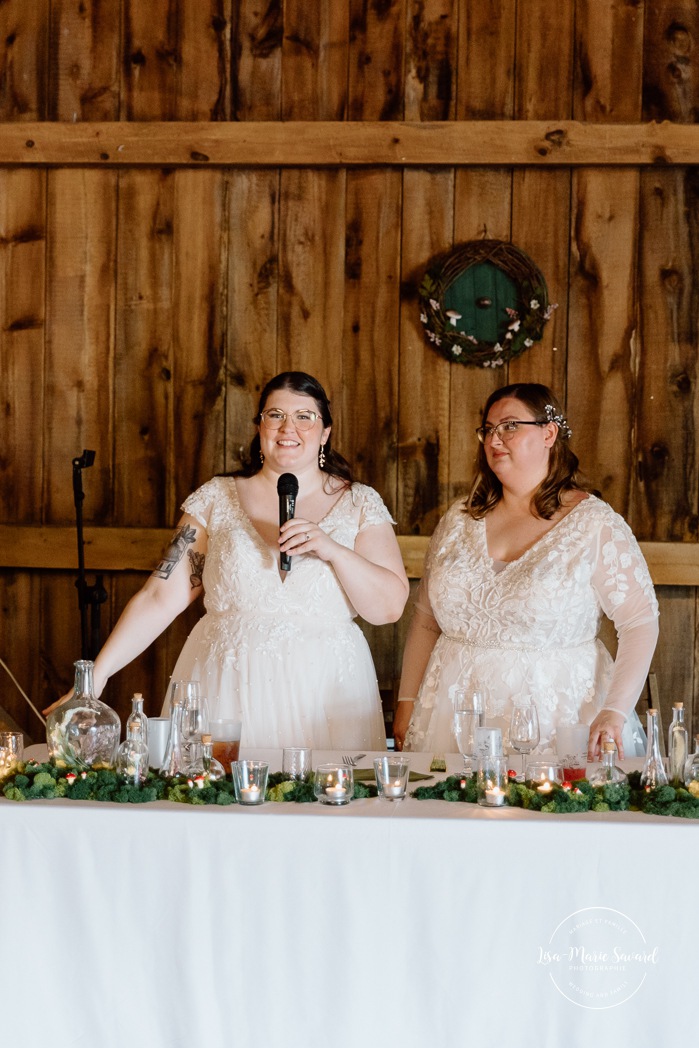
[351,768,434,783]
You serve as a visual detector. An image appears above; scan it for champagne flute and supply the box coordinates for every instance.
[509,699,540,782]
[453,688,485,774]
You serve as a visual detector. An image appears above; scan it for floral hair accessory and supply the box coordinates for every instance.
[544,404,572,439]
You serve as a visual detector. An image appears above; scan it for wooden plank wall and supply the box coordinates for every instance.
[0,0,698,742]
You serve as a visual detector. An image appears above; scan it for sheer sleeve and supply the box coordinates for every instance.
[591,510,659,717]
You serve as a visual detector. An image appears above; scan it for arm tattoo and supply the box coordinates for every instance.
[152,523,198,580]
[188,550,205,589]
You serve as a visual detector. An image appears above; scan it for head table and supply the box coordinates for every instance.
[1,747,696,1048]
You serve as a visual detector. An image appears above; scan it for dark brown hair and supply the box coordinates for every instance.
[465,383,594,520]
[235,371,353,486]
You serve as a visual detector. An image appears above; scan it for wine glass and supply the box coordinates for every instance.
[509,699,540,782]
[453,688,485,774]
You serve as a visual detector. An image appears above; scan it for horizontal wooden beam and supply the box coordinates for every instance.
[1,527,698,587]
[0,121,698,167]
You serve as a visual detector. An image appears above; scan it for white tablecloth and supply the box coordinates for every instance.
[1,750,697,1048]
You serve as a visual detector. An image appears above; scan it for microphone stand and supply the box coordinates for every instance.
[72,450,107,660]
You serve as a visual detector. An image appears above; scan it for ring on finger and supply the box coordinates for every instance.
[306,532,310,541]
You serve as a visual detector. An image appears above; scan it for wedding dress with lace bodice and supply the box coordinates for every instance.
[404,495,659,756]
[164,477,389,749]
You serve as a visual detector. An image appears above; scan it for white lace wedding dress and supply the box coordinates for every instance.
[404,495,659,756]
[164,477,389,749]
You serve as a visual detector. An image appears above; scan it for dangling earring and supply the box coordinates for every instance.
[319,444,326,468]
[259,451,264,464]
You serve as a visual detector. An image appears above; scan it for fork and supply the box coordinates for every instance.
[341,753,366,767]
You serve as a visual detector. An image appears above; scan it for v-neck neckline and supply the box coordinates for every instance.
[482,494,590,573]
[230,478,352,583]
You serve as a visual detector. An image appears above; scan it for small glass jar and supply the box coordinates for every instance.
[314,764,353,806]
[525,760,564,796]
[115,722,149,785]
[476,755,509,807]
[46,660,121,770]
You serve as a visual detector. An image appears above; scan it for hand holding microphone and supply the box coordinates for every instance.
[277,473,299,572]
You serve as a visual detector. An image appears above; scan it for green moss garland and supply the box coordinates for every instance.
[4,763,697,818]
[0,761,377,806]
[412,770,699,819]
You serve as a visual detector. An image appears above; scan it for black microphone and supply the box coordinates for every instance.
[277,473,299,572]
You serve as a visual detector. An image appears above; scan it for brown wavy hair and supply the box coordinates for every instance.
[234,371,353,486]
[465,383,594,520]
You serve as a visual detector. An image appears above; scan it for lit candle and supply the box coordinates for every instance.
[484,786,506,806]
[325,783,348,803]
[240,784,261,804]
[537,781,553,794]
[381,781,405,800]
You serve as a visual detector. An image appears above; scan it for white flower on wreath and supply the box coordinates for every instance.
[530,298,540,309]
[508,319,521,332]
[524,338,533,347]
[451,346,461,357]
[420,312,428,323]
[429,298,439,310]
[494,343,503,354]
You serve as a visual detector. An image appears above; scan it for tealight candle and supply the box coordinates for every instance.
[484,785,506,806]
[537,780,553,794]
[325,784,348,802]
[382,781,405,799]
[240,784,261,804]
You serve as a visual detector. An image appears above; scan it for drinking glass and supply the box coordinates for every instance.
[452,688,485,774]
[179,682,210,752]
[509,700,540,782]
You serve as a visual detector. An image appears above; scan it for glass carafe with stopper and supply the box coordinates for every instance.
[668,702,689,786]
[46,660,121,770]
[589,741,628,787]
[640,708,668,789]
[201,733,225,781]
[116,721,149,785]
[126,693,149,748]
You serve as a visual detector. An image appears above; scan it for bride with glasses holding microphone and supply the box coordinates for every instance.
[393,382,658,763]
[46,372,408,751]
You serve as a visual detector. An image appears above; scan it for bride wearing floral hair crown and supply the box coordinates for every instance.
[393,382,658,763]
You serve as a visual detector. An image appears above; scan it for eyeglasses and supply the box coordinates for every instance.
[476,420,545,444]
[259,409,322,432]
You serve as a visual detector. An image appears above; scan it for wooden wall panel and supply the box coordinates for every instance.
[0,0,48,120]
[0,0,697,728]
[348,0,406,121]
[171,170,227,507]
[224,169,280,471]
[0,169,46,523]
[398,169,454,534]
[643,0,699,123]
[405,0,456,121]
[114,170,175,526]
[49,0,121,121]
[1,572,43,741]
[277,170,346,391]
[231,0,282,120]
[44,168,116,525]
[282,0,348,120]
[568,0,644,518]
[636,166,699,540]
